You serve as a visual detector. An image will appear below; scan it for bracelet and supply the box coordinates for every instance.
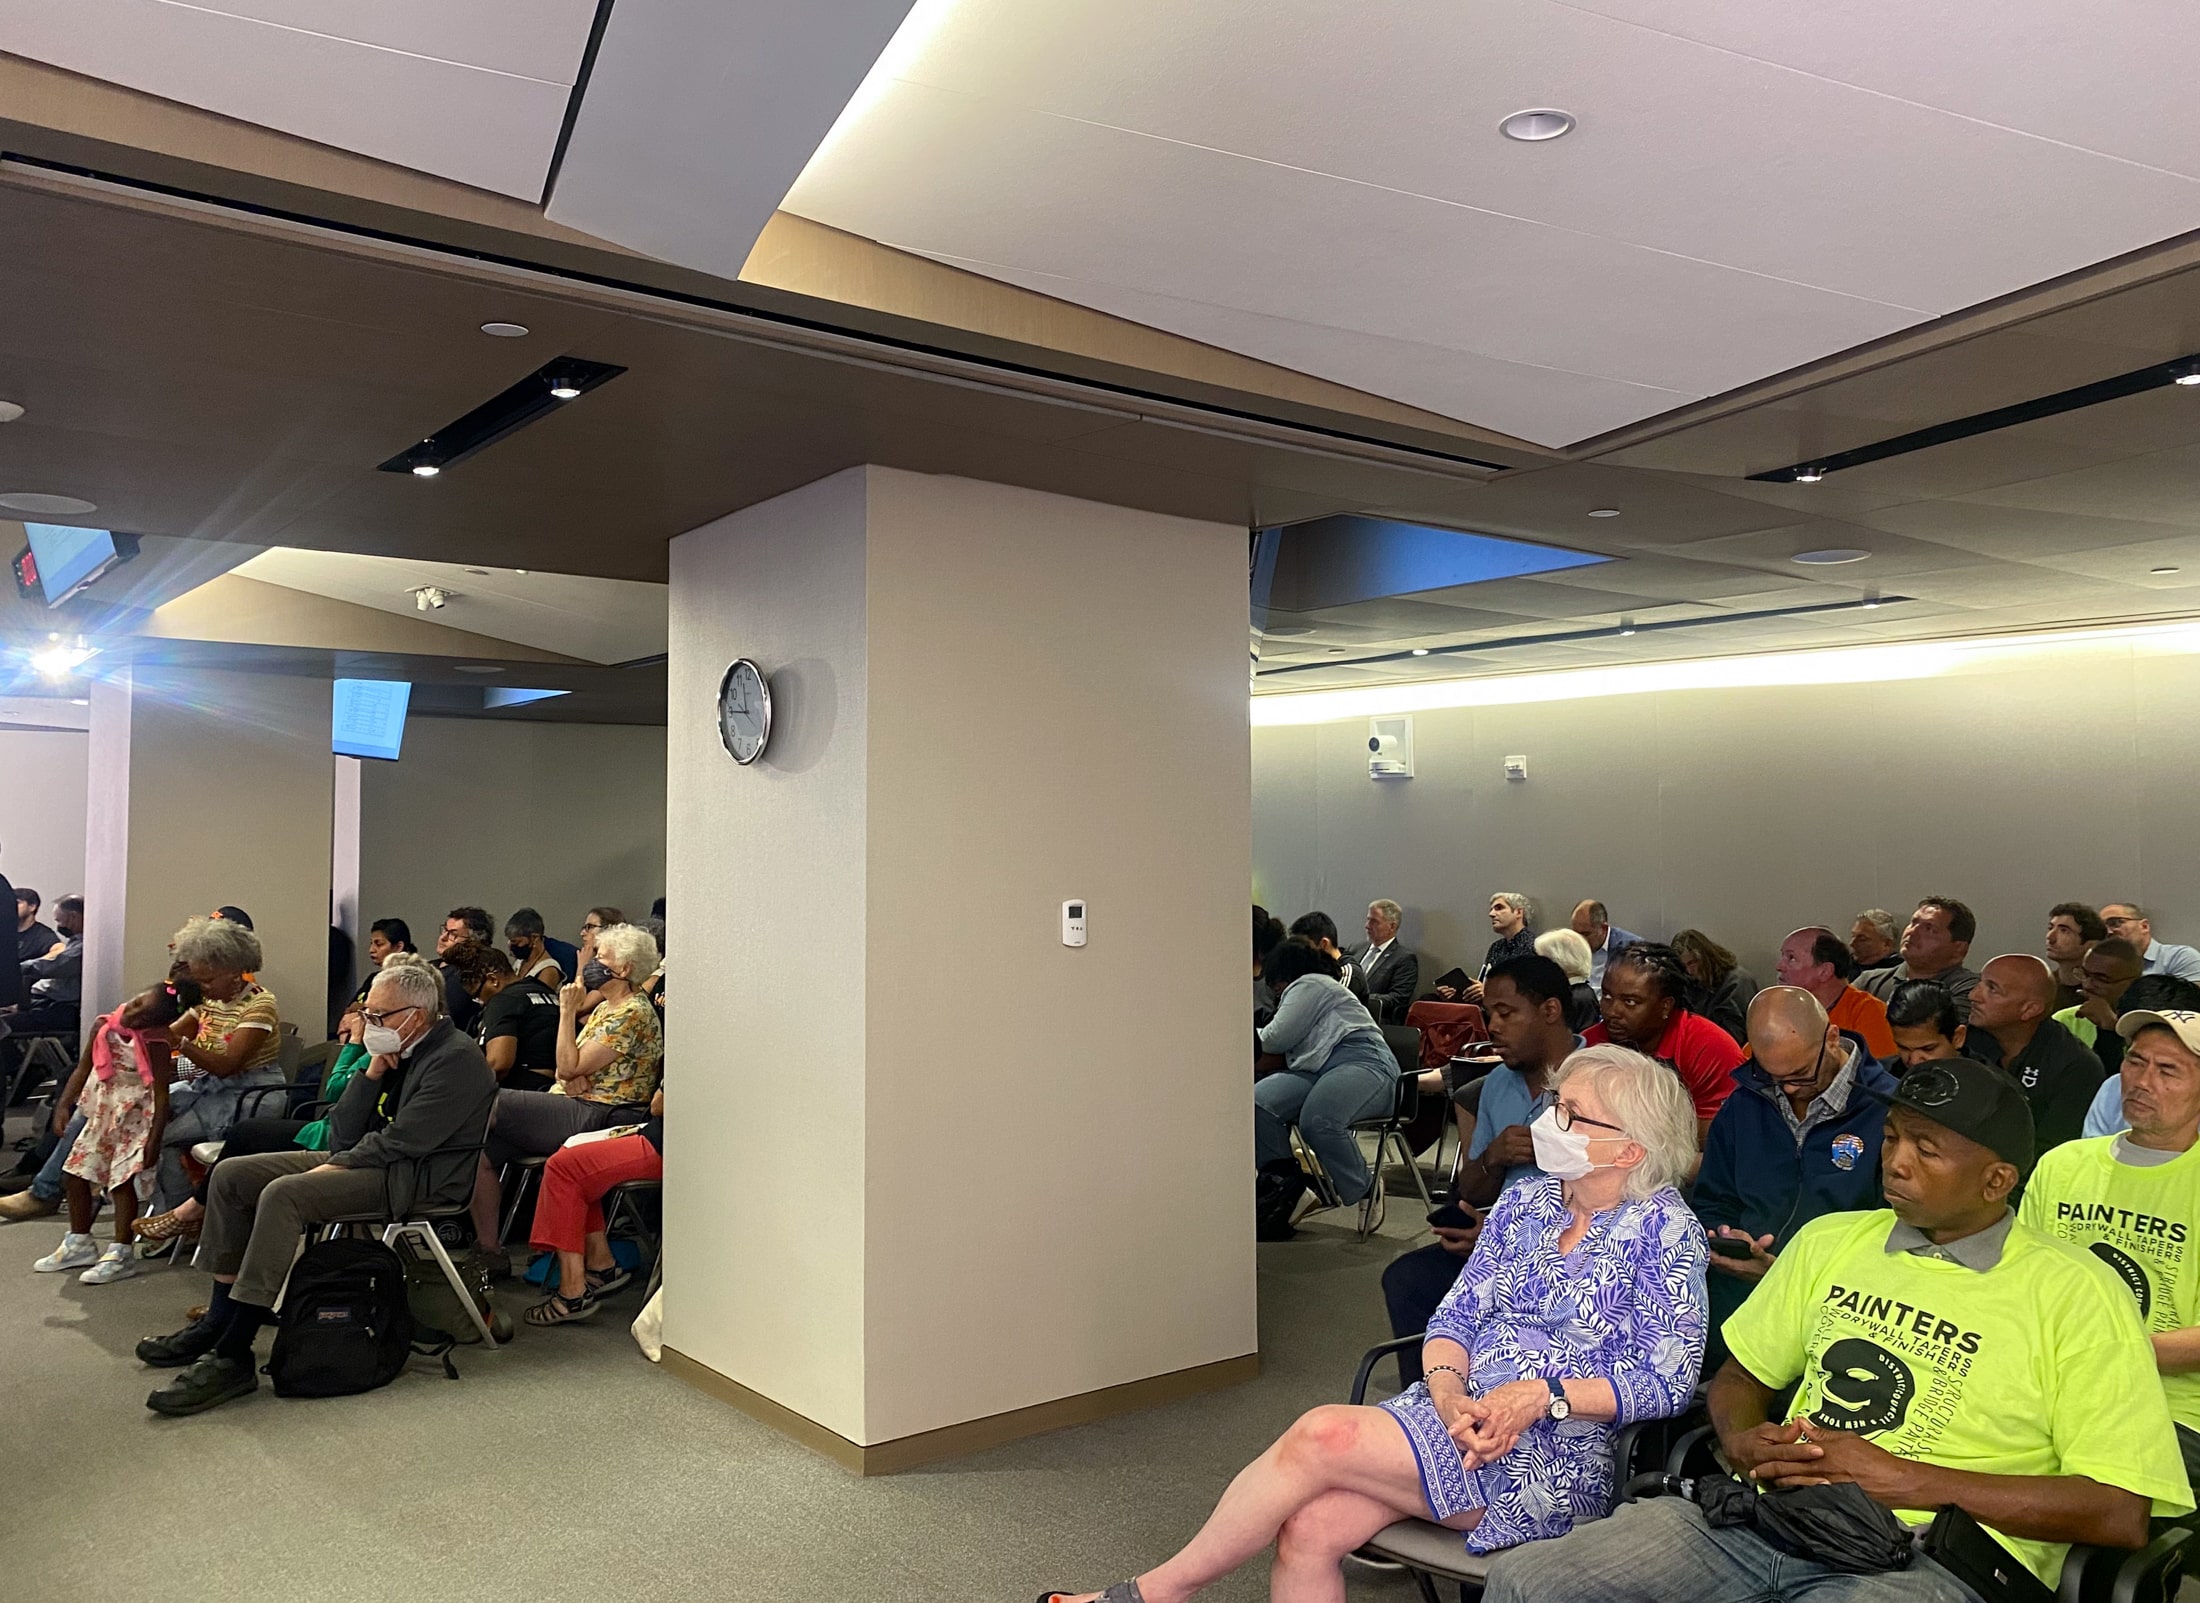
[1425,1364,1469,1390]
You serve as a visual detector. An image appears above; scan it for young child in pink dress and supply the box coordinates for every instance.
[32,980,188,1284]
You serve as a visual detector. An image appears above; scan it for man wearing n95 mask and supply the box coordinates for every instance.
[137,962,497,1416]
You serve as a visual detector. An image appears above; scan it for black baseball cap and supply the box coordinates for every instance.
[1890,1057,2035,1175]
[213,905,254,930]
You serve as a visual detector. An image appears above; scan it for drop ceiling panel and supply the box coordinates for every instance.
[1956,445,2200,528]
[0,0,599,198]
[1856,502,2200,562]
[790,0,2200,446]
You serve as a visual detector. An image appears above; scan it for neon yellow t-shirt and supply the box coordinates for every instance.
[1724,1208,2191,1589]
[2021,1134,2200,1433]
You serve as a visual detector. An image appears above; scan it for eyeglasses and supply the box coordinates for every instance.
[581,920,603,933]
[1552,1102,1625,1135]
[1901,1063,1962,1108]
[360,1004,420,1027]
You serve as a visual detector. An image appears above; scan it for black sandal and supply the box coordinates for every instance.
[1036,1584,1144,1603]
[524,1290,600,1326]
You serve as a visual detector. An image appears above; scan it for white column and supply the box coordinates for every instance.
[664,466,1254,1464]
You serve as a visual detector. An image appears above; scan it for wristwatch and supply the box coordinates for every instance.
[1544,1378,1570,1421]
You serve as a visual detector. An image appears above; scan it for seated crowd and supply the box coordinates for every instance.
[1,895,667,1417]
[1115,891,2200,1603]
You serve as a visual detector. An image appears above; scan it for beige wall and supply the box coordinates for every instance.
[357,716,667,967]
[0,728,89,909]
[1253,636,2200,990]
[84,667,332,1031]
[665,466,1254,1449]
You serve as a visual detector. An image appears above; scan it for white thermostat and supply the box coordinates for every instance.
[1062,900,1088,947]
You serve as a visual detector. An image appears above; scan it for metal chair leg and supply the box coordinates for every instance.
[498,1163,538,1246]
[385,1220,499,1348]
[1395,1125,1434,1210]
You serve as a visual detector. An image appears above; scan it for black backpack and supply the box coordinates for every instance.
[265,1236,455,1397]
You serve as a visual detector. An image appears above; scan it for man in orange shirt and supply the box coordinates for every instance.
[1773,925,1897,1061]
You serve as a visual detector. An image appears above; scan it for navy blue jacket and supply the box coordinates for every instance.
[1692,1050,1896,1247]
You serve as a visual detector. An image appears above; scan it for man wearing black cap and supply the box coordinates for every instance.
[1485,1058,2191,1603]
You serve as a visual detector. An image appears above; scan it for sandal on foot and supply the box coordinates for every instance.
[134,1209,200,1243]
[1036,1585,1145,1603]
[523,1291,599,1327]
[585,1264,632,1297]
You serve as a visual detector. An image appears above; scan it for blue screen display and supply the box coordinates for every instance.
[23,523,120,605]
[332,679,411,762]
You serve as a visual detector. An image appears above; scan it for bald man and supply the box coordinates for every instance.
[1967,953,2108,1154]
[1690,986,1896,1369]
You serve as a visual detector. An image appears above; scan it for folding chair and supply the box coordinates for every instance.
[602,1178,662,1298]
[313,1139,499,1349]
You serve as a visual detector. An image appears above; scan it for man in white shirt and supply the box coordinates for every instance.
[1569,899,1642,990]
[2104,903,2200,983]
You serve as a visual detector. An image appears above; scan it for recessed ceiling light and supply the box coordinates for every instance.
[410,463,440,478]
[1325,647,1348,654]
[454,664,503,675]
[1411,648,1430,656]
[1792,468,1826,484]
[546,372,583,401]
[1587,507,1620,518]
[1500,108,1575,142]
[2176,372,2200,387]
[465,567,491,576]
[1262,625,1314,638]
[1619,620,1637,637]
[481,321,530,338]
[0,492,95,514]
[2152,565,2182,575]
[1793,548,1871,565]
[0,401,23,424]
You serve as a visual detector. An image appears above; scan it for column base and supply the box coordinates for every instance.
[661,1345,1261,1475]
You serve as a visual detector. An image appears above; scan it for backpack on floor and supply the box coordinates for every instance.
[266,1236,444,1397]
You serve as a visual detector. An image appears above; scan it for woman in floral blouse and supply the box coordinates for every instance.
[468,923,662,1259]
[1039,1044,1707,1603]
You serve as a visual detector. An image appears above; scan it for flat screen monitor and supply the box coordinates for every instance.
[331,679,411,762]
[22,523,130,606]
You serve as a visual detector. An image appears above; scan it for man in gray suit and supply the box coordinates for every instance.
[1350,899,1420,1025]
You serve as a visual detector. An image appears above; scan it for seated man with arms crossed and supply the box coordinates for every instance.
[134,960,496,1416]
[2023,1007,2200,1521]
[1487,1057,2189,1603]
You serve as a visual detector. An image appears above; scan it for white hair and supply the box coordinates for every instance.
[593,923,660,983]
[1369,899,1403,925]
[1491,891,1532,921]
[1555,1043,1700,1200]
[368,959,446,1022]
[1535,927,1593,983]
[172,915,261,976]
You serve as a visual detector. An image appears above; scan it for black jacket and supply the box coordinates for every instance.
[326,1018,496,1214]
[0,875,18,1013]
[1965,1017,2104,1155]
[1351,943,1420,1025]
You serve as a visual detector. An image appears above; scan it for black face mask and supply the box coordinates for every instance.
[509,942,531,960]
[581,960,615,991]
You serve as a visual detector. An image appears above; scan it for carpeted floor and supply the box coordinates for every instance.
[0,1149,1435,1603]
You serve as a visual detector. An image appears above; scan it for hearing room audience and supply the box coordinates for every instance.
[1534,927,1599,1033]
[1251,906,1286,1027]
[503,905,570,989]
[1855,895,1981,1008]
[460,942,562,1091]
[1253,937,1395,1237]
[152,916,288,1210]
[2105,902,2200,982]
[2056,935,2145,1076]
[15,885,56,963]
[1043,1046,1705,1603]
[1568,899,1641,989]
[1690,986,1894,1369]
[2045,901,2108,1008]
[1583,941,1743,1131]
[2082,976,2200,1139]
[2022,1006,2200,1516]
[525,1084,663,1327]
[1884,977,1968,1071]
[14,892,84,1036]
[1669,927,1757,1046]
[1964,953,2105,1153]
[1773,925,1897,1061]
[1847,906,1902,971]
[1432,892,1536,1004]
[1484,1056,2190,1603]
[1349,899,1419,1024]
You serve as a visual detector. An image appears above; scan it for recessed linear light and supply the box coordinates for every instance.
[481,322,530,338]
[1619,618,1637,636]
[2153,566,2183,575]
[379,356,626,479]
[1500,108,1575,142]
[0,491,95,514]
[0,401,23,424]
[1587,508,1620,518]
[1412,648,1430,656]
[1793,548,1870,565]
[2177,372,2200,387]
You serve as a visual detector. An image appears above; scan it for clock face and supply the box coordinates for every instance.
[717,658,771,765]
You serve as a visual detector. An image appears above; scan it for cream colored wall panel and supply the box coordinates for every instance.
[0,728,89,908]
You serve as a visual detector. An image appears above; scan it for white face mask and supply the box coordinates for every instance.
[361,1023,405,1056]
[1529,1104,1621,1181]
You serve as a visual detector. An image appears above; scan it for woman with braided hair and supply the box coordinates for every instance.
[1583,940,1744,1136]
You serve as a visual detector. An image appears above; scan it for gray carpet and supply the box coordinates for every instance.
[0,1167,1434,1603]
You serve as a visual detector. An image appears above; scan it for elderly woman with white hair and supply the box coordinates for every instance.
[148,916,289,1211]
[1536,926,1602,1034]
[1041,1045,1707,1603]
[468,922,664,1259]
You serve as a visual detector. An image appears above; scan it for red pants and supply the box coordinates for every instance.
[529,1133,661,1255]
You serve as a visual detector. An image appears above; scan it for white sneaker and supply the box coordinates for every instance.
[80,1244,140,1285]
[34,1233,100,1273]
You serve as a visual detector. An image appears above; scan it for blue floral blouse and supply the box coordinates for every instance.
[1378,1174,1708,1552]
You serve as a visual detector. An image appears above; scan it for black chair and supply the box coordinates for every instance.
[1344,1333,1689,1599]
[603,1178,662,1298]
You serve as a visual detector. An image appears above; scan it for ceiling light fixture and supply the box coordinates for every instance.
[1412,648,1431,656]
[545,369,584,401]
[1261,625,1315,638]
[1500,108,1575,142]
[0,491,95,514]
[1793,548,1870,565]
[1792,468,1825,484]
[480,322,530,338]
[411,586,451,612]
[2153,565,2182,575]
[2176,368,2200,387]
[0,401,23,424]
[29,634,95,677]
[1619,617,1637,636]
[1588,507,1620,518]
[378,357,626,479]
[410,461,440,479]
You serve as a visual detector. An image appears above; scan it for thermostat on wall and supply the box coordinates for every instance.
[1062,900,1087,947]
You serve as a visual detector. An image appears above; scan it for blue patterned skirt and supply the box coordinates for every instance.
[1377,1381,1616,1553]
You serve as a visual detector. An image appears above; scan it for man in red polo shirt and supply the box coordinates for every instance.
[1585,940,1744,1135]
